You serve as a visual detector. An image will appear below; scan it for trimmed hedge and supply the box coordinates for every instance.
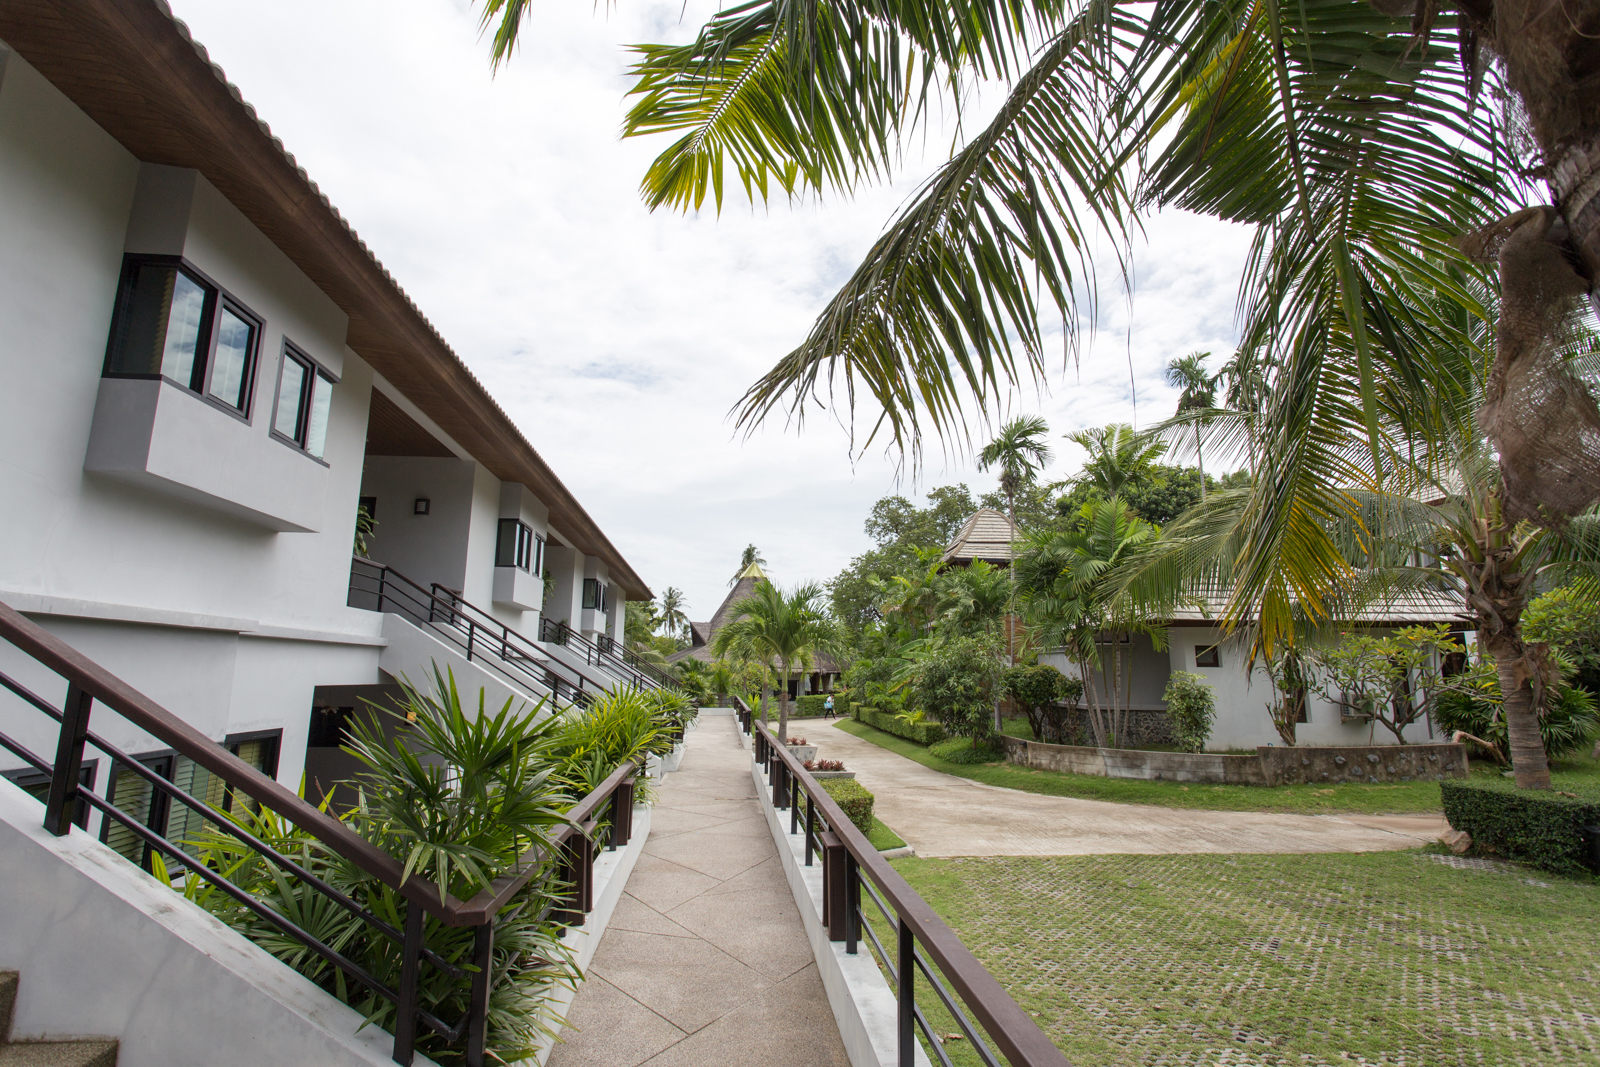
[929,736,1003,764]
[1441,779,1600,875]
[821,778,875,835]
[857,706,947,745]
[794,694,830,717]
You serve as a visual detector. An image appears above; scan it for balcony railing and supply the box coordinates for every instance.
[348,556,609,708]
[735,698,1072,1067]
[0,598,637,1067]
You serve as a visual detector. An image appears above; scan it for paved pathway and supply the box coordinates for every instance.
[815,720,1448,857]
[548,714,848,1067]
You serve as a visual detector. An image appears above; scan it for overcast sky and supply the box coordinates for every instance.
[170,0,1254,623]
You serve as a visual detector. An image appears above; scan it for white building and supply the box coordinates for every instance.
[0,11,655,855]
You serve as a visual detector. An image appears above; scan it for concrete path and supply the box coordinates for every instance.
[548,714,848,1067]
[815,719,1448,858]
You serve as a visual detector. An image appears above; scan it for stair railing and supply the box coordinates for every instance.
[0,599,638,1067]
[347,557,610,708]
[734,698,1072,1067]
[539,619,681,693]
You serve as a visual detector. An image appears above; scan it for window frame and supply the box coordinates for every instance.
[102,254,265,423]
[268,339,339,463]
[3,761,99,830]
[496,519,537,572]
[1194,644,1221,668]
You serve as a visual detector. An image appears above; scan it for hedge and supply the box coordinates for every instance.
[856,706,947,745]
[794,694,829,717]
[820,778,875,835]
[1441,779,1600,875]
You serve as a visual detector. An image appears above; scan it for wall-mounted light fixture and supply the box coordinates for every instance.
[413,498,430,515]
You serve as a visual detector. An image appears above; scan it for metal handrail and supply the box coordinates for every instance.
[735,699,1070,1067]
[0,598,640,1066]
[347,557,607,707]
[541,618,681,692]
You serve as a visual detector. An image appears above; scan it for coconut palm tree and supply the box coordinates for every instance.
[730,544,767,586]
[977,415,1052,661]
[1067,425,1166,499]
[1165,352,1217,500]
[709,580,835,740]
[656,586,690,641]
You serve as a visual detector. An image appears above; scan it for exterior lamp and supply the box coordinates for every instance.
[413,498,430,515]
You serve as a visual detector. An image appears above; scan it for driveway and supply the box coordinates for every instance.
[811,720,1447,857]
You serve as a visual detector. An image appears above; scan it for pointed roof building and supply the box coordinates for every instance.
[668,561,768,667]
[942,508,1017,567]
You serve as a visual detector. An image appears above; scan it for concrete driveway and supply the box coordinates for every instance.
[810,720,1447,857]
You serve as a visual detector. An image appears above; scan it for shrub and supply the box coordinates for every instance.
[1163,672,1217,753]
[805,759,845,772]
[1432,668,1599,758]
[794,694,828,717]
[858,705,947,744]
[929,736,1002,764]
[1000,664,1083,744]
[911,636,1002,746]
[1441,779,1600,875]
[820,778,875,835]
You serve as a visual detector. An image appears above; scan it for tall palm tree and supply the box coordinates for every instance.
[1067,425,1166,499]
[977,415,1052,662]
[656,587,689,641]
[709,580,834,740]
[1165,352,1216,500]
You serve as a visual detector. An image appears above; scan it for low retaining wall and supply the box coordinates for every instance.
[1002,736,1468,786]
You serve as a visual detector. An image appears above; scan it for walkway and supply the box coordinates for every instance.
[816,720,1448,857]
[548,714,848,1067]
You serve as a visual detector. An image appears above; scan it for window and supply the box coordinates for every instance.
[271,342,335,458]
[3,762,97,830]
[497,519,538,571]
[583,578,606,610]
[104,255,262,414]
[1195,645,1221,668]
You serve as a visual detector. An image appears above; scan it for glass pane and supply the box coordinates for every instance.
[208,307,254,410]
[496,519,518,568]
[273,356,307,440]
[304,374,332,458]
[104,766,154,864]
[160,271,209,388]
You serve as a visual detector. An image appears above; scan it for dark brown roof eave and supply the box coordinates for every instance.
[0,0,652,600]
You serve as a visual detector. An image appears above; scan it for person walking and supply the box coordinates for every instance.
[824,694,835,717]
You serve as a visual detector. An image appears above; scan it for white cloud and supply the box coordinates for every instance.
[169,0,1255,623]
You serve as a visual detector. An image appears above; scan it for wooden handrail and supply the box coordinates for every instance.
[744,705,1070,1067]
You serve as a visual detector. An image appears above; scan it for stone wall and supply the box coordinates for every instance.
[1002,736,1469,787]
[1030,707,1176,747]
[1257,743,1467,786]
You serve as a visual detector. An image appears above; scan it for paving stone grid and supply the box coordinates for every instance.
[547,714,849,1067]
[896,850,1600,1067]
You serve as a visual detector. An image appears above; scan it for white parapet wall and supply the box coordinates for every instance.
[743,732,930,1067]
[0,778,422,1067]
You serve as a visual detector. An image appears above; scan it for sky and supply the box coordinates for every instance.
[169,0,1255,624]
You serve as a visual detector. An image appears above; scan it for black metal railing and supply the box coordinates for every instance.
[348,557,609,708]
[735,698,1071,1067]
[541,618,681,693]
[0,599,639,1067]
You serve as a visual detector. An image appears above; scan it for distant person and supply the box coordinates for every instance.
[824,694,834,716]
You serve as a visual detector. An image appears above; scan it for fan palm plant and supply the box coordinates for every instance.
[709,579,835,739]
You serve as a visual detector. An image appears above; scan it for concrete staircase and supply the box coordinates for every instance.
[0,973,117,1067]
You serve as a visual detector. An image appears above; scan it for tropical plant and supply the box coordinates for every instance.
[911,635,1004,748]
[656,586,690,641]
[1162,671,1216,753]
[178,667,580,1063]
[354,501,378,558]
[1165,352,1217,500]
[977,414,1051,666]
[709,579,834,740]
[1261,643,1311,747]
[1000,663,1081,745]
[731,544,767,586]
[1015,497,1159,747]
[1066,425,1167,499]
[1433,659,1600,760]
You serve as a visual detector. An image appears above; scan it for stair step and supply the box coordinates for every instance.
[0,1043,118,1067]
[0,973,14,1042]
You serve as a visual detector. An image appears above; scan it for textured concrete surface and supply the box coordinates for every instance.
[548,717,850,1067]
[817,720,1449,857]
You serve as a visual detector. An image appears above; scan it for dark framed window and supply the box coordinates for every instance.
[583,578,607,611]
[496,519,538,571]
[103,255,262,415]
[4,761,98,830]
[1195,645,1221,668]
[270,342,336,459]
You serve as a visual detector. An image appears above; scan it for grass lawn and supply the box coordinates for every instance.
[887,849,1598,1066]
[867,816,906,852]
[836,718,1600,814]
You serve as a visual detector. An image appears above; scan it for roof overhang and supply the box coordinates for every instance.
[0,0,652,600]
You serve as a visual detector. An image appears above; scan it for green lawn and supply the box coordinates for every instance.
[867,816,906,852]
[836,717,1600,814]
[887,850,1599,1066]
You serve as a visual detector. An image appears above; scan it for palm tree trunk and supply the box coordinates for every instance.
[759,678,770,727]
[777,656,790,742]
[1486,636,1553,790]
